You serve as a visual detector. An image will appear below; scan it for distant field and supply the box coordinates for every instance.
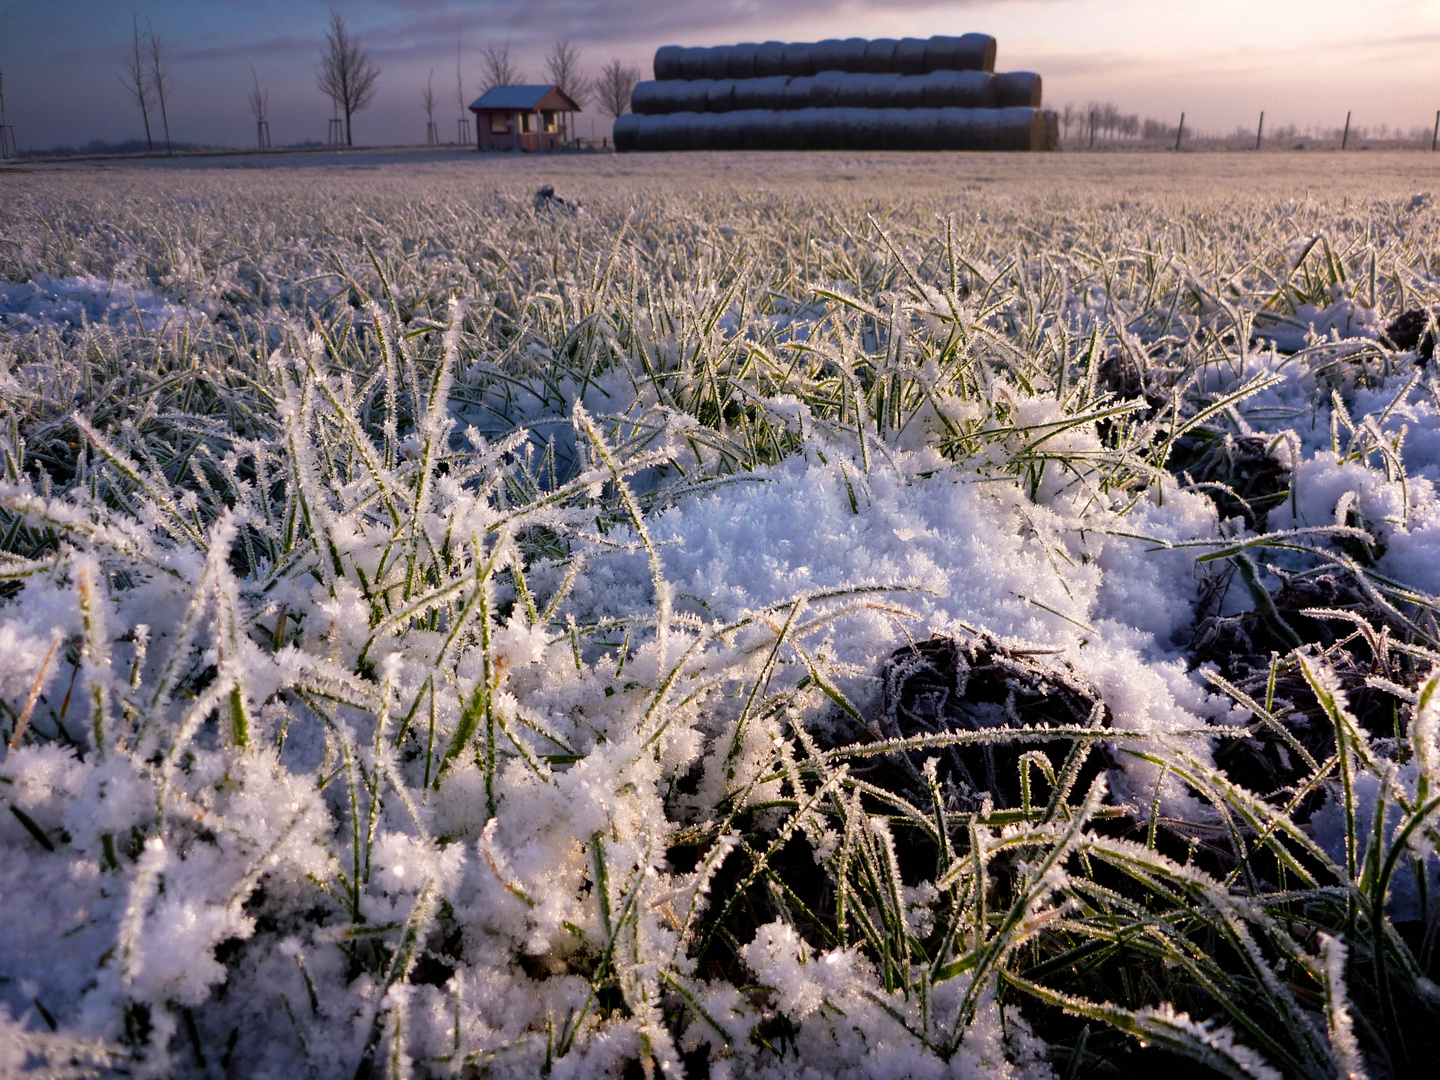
[1,151,1438,1079]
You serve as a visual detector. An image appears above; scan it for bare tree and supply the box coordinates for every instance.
[545,40,587,107]
[454,33,466,115]
[248,64,269,123]
[422,68,438,144]
[119,12,154,151]
[480,41,522,90]
[146,20,172,154]
[594,57,639,120]
[248,63,271,148]
[316,10,380,147]
[0,61,13,158]
[453,33,471,144]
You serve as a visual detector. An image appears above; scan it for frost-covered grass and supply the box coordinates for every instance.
[1,156,1439,1078]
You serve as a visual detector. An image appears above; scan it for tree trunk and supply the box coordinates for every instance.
[345,106,353,147]
[157,92,171,155]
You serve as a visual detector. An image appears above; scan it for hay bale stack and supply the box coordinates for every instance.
[631,32,1050,152]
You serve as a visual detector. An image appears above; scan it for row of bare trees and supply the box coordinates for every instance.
[116,9,645,153]
[476,39,640,121]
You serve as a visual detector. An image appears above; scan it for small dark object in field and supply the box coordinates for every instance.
[533,184,583,216]
[878,633,1114,813]
[1381,307,1437,362]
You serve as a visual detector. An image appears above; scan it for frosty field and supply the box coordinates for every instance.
[2,150,1440,1078]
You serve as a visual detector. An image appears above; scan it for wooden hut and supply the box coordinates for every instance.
[469,85,581,151]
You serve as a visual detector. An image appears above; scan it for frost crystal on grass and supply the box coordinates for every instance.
[1,158,1438,1077]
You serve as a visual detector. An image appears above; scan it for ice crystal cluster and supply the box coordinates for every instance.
[0,158,1438,1078]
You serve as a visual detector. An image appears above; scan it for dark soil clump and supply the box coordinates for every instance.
[875,633,1115,814]
[1382,307,1438,362]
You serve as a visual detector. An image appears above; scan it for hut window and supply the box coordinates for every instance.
[542,111,557,133]
[521,113,532,133]
[489,113,508,133]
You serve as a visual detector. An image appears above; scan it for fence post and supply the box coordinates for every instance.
[1341,111,1351,150]
[1174,112,1185,151]
[1432,110,1438,151]
[1256,111,1264,150]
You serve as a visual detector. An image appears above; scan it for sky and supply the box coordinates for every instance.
[1,0,1438,150]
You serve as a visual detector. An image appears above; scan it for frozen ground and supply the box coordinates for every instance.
[1,153,1438,1079]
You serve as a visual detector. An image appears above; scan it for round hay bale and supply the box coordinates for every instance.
[679,47,709,81]
[753,109,786,150]
[863,38,898,73]
[930,70,995,108]
[673,80,711,113]
[630,81,665,115]
[706,80,736,113]
[702,46,731,80]
[735,109,767,150]
[964,71,996,107]
[1044,109,1059,150]
[995,107,1043,150]
[728,43,759,79]
[636,113,668,152]
[659,112,693,151]
[687,113,718,151]
[847,107,884,150]
[920,71,954,108]
[814,107,852,150]
[921,36,959,73]
[894,38,928,74]
[909,107,943,149]
[783,76,814,110]
[731,77,762,110]
[877,107,912,150]
[811,39,846,73]
[832,73,869,108]
[837,38,870,72]
[752,76,790,110]
[810,70,845,108]
[935,107,974,150]
[613,112,641,152]
[755,41,787,77]
[956,33,997,72]
[791,108,823,149]
[994,72,1041,108]
[863,72,903,108]
[782,43,813,77]
[775,109,809,150]
[967,108,999,151]
[653,46,683,81]
[713,110,748,149]
[894,75,926,109]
